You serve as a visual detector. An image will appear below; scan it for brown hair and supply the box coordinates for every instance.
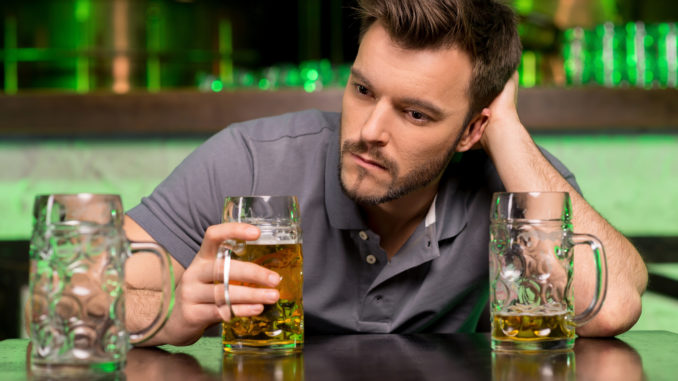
[355,0,522,126]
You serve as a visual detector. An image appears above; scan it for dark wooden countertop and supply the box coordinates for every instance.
[1,87,677,138]
[2,331,677,380]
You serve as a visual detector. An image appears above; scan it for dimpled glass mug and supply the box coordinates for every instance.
[214,196,304,355]
[28,194,174,377]
[489,192,608,351]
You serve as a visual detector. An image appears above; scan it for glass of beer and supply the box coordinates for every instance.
[216,196,303,354]
[489,192,608,351]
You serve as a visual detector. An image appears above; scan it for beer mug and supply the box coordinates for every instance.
[215,196,304,354]
[28,194,174,376]
[489,192,607,351]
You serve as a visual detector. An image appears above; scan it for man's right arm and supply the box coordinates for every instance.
[123,216,185,342]
[123,215,283,346]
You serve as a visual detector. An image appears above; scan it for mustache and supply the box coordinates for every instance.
[341,139,395,171]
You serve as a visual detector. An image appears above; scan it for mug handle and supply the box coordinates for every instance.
[570,233,608,326]
[214,243,234,321]
[127,242,175,344]
[213,239,245,321]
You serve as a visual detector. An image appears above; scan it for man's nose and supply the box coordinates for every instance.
[360,100,391,146]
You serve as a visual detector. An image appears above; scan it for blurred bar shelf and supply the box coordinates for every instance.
[1,87,678,138]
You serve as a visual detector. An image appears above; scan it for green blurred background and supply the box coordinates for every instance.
[2,0,678,92]
[1,0,677,339]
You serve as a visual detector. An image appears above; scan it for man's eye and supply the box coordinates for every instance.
[409,110,429,121]
[356,84,369,95]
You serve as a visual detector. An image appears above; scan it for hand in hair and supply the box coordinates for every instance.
[478,71,521,156]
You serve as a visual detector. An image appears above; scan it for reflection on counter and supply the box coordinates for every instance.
[574,337,646,381]
[8,334,660,380]
[491,338,646,381]
[222,353,304,381]
[492,350,576,381]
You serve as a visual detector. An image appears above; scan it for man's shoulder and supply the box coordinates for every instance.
[225,109,340,141]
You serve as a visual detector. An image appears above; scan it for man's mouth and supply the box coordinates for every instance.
[351,153,387,171]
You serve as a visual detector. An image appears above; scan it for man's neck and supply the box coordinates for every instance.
[362,181,439,260]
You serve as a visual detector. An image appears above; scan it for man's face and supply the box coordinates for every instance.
[339,22,474,205]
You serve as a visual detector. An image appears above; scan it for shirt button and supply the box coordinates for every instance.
[366,254,377,264]
[359,231,369,240]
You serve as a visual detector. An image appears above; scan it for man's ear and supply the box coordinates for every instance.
[455,108,490,152]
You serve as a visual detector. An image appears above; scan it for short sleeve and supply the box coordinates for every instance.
[539,147,582,196]
[126,126,255,268]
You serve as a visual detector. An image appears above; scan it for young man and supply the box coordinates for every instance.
[125,0,647,346]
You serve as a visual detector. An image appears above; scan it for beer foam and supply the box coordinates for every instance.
[254,225,300,244]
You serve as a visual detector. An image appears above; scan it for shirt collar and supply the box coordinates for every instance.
[432,170,468,241]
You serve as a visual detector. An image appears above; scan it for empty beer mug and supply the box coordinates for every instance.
[215,195,304,355]
[28,194,174,377]
[489,192,608,351]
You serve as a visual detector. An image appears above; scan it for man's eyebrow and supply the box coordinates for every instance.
[350,68,374,89]
[395,97,445,120]
[351,67,446,120]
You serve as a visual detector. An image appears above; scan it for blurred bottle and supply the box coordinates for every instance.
[562,27,587,85]
[625,22,650,87]
[592,22,624,87]
[654,23,678,88]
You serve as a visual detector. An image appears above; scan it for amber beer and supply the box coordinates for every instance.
[222,240,304,354]
[492,309,575,345]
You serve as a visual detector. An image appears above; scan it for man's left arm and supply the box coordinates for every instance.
[479,74,648,336]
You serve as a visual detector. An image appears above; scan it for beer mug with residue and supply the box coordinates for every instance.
[489,192,607,351]
[28,194,174,377]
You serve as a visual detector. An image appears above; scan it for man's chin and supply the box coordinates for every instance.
[339,164,397,205]
[346,192,390,206]
[339,179,387,205]
[342,183,404,206]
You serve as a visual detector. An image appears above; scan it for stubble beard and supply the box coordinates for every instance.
[338,136,460,205]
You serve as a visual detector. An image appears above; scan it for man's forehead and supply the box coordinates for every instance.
[354,23,472,114]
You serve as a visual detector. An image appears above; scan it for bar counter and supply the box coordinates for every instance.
[1,331,676,380]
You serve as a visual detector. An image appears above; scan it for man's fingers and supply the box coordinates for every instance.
[215,303,265,321]
[200,257,281,288]
[230,260,281,287]
[180,282,278,322]
[197,223,260,259]
[213,285,278,321]
[231,304,265,317]
[229,284,280,305]
[186,282,280,305]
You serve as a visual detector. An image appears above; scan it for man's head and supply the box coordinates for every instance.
[339,0,521,205]
[355,0,522,125]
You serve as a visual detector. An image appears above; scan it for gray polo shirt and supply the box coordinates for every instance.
[127,109,579,334]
